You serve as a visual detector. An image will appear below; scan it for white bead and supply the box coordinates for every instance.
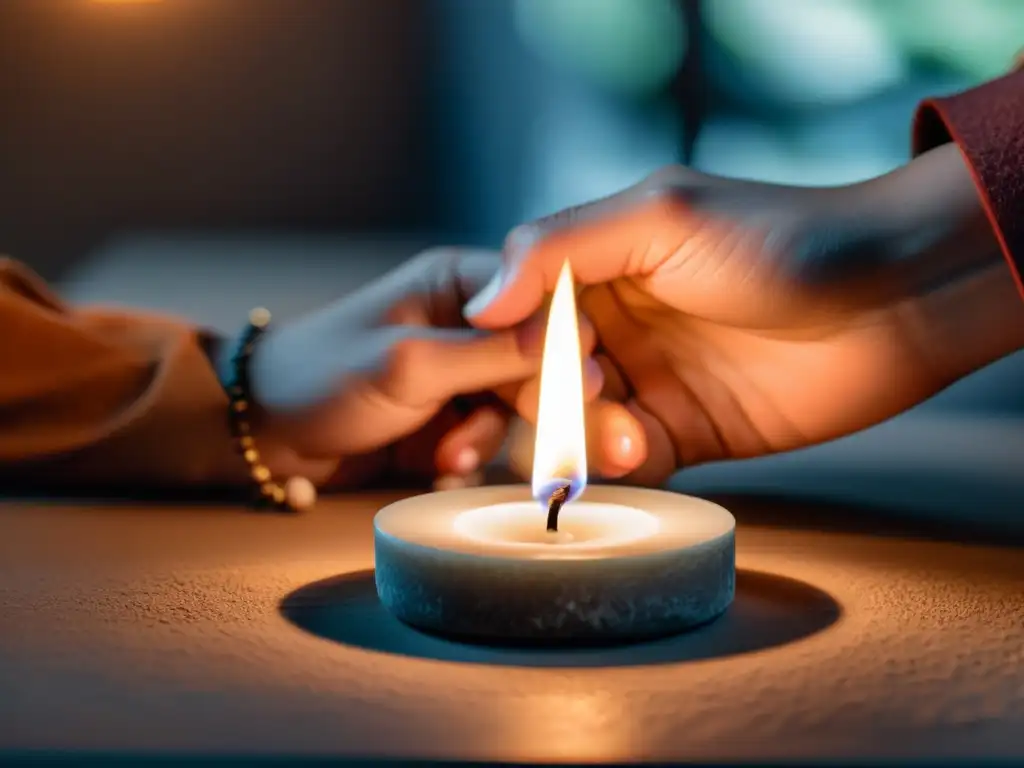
[284,475,317,511]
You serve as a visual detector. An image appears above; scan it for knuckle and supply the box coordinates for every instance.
[643,186,689,222]
[640,165,693,215]
[642,163,688,190]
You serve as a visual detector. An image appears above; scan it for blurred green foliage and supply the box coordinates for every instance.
[516,0,1024,104]
[514,0,687,97]
[873,0,1024,81]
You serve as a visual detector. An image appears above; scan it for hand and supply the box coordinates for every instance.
[467,143,1024,486]
[236,248,599,489]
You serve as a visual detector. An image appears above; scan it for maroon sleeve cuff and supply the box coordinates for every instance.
[913,68,1024,298]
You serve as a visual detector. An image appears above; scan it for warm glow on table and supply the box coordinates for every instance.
[3,488,1023,762]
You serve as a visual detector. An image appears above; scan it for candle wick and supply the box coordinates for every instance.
[546,484,571,532]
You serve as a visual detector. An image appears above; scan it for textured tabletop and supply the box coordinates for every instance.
[1,490,1023,765]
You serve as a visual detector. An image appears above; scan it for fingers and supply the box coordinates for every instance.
[611,400,678,487]
[464,171,689,328]
[594,352,630,401]
[514,304,597,358]
[345,244,605,410]
[434,405,509,476]
[372,301,598,408]
[587,400,648,478]
[333,248,503,329]
[492,291,600,416]
[371,325,537,407]
[453,249,504,302]
[513,357,605,420]
[505,399,649,482]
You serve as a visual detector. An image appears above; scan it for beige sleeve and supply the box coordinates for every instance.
[0,257,253,490]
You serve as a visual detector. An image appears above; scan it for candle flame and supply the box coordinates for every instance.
[532,261,587,505]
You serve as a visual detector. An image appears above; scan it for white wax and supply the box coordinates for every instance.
[374,485,736,643]
[452,501,661,549]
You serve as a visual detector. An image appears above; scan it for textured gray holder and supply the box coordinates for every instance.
[374,486,736,644]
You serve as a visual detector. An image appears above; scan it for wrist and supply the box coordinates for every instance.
[213,324,338,489]
[869,143,1024,381]
[909,261,1024,386]
[857,142,1005,295]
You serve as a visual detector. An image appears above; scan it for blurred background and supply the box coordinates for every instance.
[3,0,1024,525]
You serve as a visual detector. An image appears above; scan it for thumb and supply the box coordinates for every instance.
[464,176,681,329]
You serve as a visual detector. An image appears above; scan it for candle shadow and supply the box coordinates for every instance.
[279,568,840,668]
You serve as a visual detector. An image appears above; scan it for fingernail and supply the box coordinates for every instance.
[454,447,479,474]
[618,433,635,460]
[609,416,643,469]
[464,269,505,319]
[465,228,534,319]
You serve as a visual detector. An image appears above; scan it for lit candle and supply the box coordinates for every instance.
[374,263,736,642]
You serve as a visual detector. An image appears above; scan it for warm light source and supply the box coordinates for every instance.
[88,0,163,5]
[375,262,737,643]
[532,261,587,506]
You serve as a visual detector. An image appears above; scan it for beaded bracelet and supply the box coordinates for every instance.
[224,307,316,513]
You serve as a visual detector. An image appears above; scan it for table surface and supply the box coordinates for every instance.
[2,489,1023,765]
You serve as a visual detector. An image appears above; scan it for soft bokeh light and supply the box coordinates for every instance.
[704,0,904,107]
[514,0,686,97]
[872,0,1024,80]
